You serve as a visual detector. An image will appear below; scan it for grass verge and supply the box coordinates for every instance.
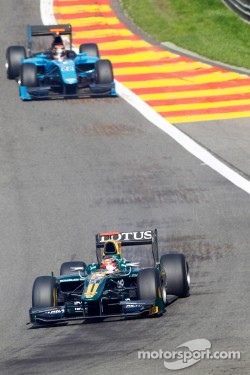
[120,0,250,69]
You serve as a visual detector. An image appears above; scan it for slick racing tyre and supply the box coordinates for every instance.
[20,63,38,87]
[95,60,114,84]
[160,254,190,298]
[32,276,57,308]
[137,268,161,300]
[60,261,86,276]
[79,43,100,57]
[6,46,26,79]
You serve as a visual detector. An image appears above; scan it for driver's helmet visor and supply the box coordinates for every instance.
[53,45,66,59]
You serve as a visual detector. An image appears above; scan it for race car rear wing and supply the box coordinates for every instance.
[95,229,159,264]
[26,24,72,56]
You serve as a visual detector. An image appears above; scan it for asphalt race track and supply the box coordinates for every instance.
[0,1,250,374]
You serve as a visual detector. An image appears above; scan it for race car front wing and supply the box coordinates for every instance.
[19,82,116,100]
[28,299,159,326]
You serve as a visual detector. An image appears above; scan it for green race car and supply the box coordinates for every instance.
[29,229,190,326]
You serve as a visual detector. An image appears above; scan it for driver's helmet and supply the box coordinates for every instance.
[52,44,66,60]
[103,239,120,256]
[100,256,119,272]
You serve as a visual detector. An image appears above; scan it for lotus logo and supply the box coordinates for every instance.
[99,231,153,243]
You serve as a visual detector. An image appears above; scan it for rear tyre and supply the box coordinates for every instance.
[137,268,160,300]
[160,254,190,298]
[67,50,77,59]
[79,43,100,57]
[95,59,114,84]
[32,276,57,308]
[21,63,37,87]
[6,46,26,79]
[60,261,86,276]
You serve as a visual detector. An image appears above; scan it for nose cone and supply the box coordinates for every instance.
[82,272,106,301]
[59,60,77,84]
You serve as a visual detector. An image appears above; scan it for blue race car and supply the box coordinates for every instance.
[5,24,116,100]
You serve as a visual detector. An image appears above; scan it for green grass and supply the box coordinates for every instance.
[120,0,250,69]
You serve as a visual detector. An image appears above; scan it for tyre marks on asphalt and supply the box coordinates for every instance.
[54,0,250,124]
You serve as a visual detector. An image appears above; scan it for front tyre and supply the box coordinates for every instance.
[20,63,37,87]
[6,46,26,79]
[95,60,114,84]
[160,254,190,298]
[137,268,161,300]
[32,276,57,308]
